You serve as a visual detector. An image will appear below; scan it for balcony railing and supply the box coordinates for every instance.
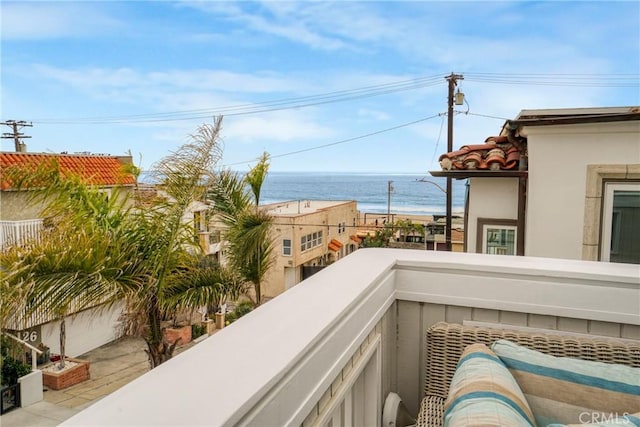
[61,249,640,427]
[0,219,44,250]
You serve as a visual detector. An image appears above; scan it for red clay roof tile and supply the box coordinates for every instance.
[438,136,526,171]
[1,152,136,189]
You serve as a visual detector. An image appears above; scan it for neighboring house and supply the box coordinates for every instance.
[387,216,464,251]
[422,215,464,252]
[0,151,136,248]
[432,106,640,263]
[0,151,136,357]
[138,183,216,258]
[260,200,360,298]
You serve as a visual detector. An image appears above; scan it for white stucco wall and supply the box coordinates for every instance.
[467,177,519,253]
[40,302,125,358]
[524,121,640,260]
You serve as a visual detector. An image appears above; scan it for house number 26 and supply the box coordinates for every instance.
[21,331,38,342]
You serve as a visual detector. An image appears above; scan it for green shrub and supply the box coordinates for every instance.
[225,301,254,324]
[1,356,31,386]
[191,323,206,339]
[0,335,23,361]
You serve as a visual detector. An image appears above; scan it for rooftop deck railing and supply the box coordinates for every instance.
[0,219,44,250]
[62,249,640,427]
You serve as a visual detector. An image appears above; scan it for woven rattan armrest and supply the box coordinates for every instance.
[417,321,640,426]
[415,395,444,427]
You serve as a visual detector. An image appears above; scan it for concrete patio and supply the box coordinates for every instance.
[1,334,205,426]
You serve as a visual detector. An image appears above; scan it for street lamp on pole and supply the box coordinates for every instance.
[416,178,447,194]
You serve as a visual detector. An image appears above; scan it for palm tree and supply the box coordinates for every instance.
[1,117,228,368]
[106,118,226,367]
[209,153,274,306]
[165,256,246,319]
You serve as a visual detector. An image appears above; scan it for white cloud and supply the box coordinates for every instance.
[222,110,335,145]
[1,3,122,40]
[179,1,389,52]
[357,108,391,121]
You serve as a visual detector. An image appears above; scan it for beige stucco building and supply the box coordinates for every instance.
[260,200,360,298]
[433,106,640,263]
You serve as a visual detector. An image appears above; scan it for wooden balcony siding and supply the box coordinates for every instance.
[0,219,44,249]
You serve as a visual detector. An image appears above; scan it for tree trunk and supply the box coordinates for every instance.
[144,336,179,369]
[254,280,261,306]
[59,318,66,369]
[144,294,179,369]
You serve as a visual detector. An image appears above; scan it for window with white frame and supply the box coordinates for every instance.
[600,182,640,264]
[477,218,517,255]
[282,239,292,256]
[300,230,323,252]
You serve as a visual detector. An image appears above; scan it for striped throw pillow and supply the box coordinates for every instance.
[492,339,640,427]
[444,343,536,427]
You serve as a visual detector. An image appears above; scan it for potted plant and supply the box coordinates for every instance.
[162,311,192,347]
[41,314,90,390]
[0,355,31,414]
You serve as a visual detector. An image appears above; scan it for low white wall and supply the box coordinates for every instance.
[41,302,124,358]
[18,370,43,407]
[63,249,398,427]
[61,250,640,427]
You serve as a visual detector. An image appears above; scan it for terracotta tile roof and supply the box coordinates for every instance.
[439,136,525,171]
[1,152,136,189]
[328,238,344,252]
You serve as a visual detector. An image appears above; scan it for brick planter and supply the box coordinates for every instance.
[42,358,90,390]
[163,325,192,346]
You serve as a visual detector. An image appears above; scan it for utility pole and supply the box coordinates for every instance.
[445,73,463,251]
[1,120,32,152]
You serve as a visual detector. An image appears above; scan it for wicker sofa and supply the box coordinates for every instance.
[415,321,640,427]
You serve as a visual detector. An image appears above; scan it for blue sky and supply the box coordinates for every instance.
[2,1,639,173]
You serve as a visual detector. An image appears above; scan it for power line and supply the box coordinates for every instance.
[32,74,445,125]
[27,72,637,125]
[463,72,639,87]
[458,111,511,121]
[429,113,446,166]
[222,113,444,167]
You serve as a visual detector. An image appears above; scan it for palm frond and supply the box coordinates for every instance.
[208,169,251,225]
[245,152,270,206]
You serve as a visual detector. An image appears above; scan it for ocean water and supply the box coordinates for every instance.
[260,172,467,216]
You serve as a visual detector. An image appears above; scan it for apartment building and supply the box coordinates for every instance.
[261,200,360,298]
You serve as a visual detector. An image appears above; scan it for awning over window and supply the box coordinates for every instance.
[328,239,343,252]
[350,235,362,244]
